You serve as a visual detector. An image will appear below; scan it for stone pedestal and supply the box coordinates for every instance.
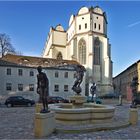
[70,95,86,108]
[129,108,138,125]
[34,112,56,138]
[35,103,43,113]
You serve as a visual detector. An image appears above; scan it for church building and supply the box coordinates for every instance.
[42,6,113,95]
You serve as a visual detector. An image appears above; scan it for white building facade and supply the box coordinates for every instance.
[43,6,113,95]
[0,54,85,102]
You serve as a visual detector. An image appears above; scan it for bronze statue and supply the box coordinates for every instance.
[130,76,139,108]
[72,65,86,95]
[37,66,49,113]
[90,82,96,102]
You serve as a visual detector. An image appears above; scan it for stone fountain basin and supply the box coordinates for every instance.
[50,103,115,125]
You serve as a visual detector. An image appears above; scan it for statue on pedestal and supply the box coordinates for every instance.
[72,65,86,95]
[130,76,139,108]
[37,66,49,113]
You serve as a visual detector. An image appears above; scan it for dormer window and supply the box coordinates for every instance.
[23,59,29,62]
[44,61,48,64]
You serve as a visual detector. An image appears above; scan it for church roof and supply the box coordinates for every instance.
[77,6,104,15]
[55,24,65,32]
[0,54,80,69]
[78,6,89,15]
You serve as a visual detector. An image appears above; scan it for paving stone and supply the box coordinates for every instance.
[0,101,140,139]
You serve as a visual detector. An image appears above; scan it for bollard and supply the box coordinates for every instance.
[129,108,138,125]
[34,112,56,138]
[119,95,122,105]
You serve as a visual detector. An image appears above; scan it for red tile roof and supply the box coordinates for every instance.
[0,54,80,68]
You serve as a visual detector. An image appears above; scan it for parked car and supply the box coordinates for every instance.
[5,96,35,107]
[87,96,102,104]
[99,93,119,99]
[47,96,69,104]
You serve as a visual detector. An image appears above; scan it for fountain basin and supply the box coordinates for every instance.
[50,103,115,125]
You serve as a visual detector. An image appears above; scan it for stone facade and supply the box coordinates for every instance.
[113,60,140,98]
[0,54,85,102]
[42,6,113,95]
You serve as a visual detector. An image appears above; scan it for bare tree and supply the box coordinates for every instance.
[0,33,16,57]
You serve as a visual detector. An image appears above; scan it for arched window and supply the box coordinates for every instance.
[94,37,100,65]
[57,52,63,60]
[78,39,86,64]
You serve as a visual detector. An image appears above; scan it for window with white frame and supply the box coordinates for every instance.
[18,84,23,91]
[30,71,34,76]
[54,85,59,92]
[64,85,68,92]
[55,71,59,78]
[73,73,76,78]
[7,68,11,75]
[18,69,23,76]
[29,84,34,91]
[6,83,12,91]
[64,72,68,78]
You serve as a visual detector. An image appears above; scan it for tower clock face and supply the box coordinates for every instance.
[95,37,100,46]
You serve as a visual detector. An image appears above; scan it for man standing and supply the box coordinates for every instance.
[37,66,49,113]
[90,82,97,103]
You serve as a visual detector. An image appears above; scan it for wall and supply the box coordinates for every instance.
[92,13,104,34]
[53,31,66,46]
[76,13,90,34]
[113,63,138,98]
[0,65,86,102]
[43,32,53,58]
[0,66,38,102]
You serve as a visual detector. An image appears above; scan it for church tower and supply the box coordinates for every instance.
[43,6,113,95]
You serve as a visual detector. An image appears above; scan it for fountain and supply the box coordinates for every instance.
[34,65,130,138]
[50,65,115,125]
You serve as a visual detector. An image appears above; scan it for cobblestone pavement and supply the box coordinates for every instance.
[0,100,140,139]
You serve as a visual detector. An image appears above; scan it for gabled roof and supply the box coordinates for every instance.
[0,54,80,68]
